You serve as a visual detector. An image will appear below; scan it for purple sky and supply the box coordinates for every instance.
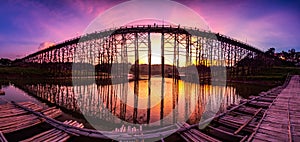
[0,0,299,59]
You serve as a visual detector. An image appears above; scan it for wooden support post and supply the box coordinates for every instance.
[135,33,139,80]
[133,33,139,124]
[148,32,151,80]
[147,32,151,124]
[0,131,8,142]
[173,34,177,79]
[161,32,165,125]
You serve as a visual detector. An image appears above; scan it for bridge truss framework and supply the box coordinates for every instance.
[20,25,274,80]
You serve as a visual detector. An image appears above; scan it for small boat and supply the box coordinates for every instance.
[0,90,5,95]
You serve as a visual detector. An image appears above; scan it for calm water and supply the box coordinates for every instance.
[0,78,271,129]
[0,84,42,105]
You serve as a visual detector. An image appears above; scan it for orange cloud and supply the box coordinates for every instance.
[38,41,55,51]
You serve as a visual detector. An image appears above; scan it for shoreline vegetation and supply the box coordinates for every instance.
[0,66,299,86]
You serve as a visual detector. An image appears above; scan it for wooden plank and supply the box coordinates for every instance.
[255,132,287,141]
[258,125,287,134]
[20,121,72,142]
[190,129,221,142]
[180,132,195,142]
[206,126,244,142]
[177,122,221,142]
[0,110,39,118]
[57,135,72,142]
[0,103,37,111]
[1,118,42,133]
[247,101,271,108]
[20,129,57,142]
[257,128,288,139]
[55,134,70,142]
[216,119,255,133]
[248,96,275,102]
[0,107,61,134]
[181,122,221,142]
[263,119,288,125]
[20,120,83,142]
[234,108,262,134]
[252,137,269,142]
[0,131,7,142]
[0,114,36,123]
[176,123,201,142]
[35,130,63,142]
[0,115,39,128]
[219,114,252,125]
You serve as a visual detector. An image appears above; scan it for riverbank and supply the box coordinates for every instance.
[0,66,54,79]
[1,66,298,85]
[229,66,299,85]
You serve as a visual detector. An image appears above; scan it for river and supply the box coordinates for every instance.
[0,78,272,130]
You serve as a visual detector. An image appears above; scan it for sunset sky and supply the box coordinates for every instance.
[0,0,299,59]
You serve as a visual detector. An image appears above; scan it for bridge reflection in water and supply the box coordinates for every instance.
[17,78,242,127]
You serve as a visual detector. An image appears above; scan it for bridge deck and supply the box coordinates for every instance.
[251,75,300,142]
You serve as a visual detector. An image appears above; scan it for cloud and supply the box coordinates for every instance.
[1,0,299,60]
[38,41,55,51]
[0,0,116,59]
[180,0,300,51]
[224,11,299,51]
[85,0,210,33]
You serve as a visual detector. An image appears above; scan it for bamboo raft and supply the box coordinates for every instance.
[0,131,7,142]
[0,101,64,141]
[0,101,85,142]
[0,101,62,134]
[20,120,83,142]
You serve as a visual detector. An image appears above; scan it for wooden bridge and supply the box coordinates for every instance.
[17,24,280,80]
[175,75,300,142]
[251,75,300,142]
[0,75,299,141]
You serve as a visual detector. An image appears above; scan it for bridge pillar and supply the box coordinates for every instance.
[161,32,165,126]
[133,32,139,124]
[147,31,151,124]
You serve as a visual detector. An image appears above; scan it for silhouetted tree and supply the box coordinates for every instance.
[0,58,12,66]
[265,48,275,56]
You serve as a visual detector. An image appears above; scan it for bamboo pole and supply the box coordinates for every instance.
[0,115,39,128]
[0,131,7,142]
[234,108,262,135]
[20,121,73,142]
